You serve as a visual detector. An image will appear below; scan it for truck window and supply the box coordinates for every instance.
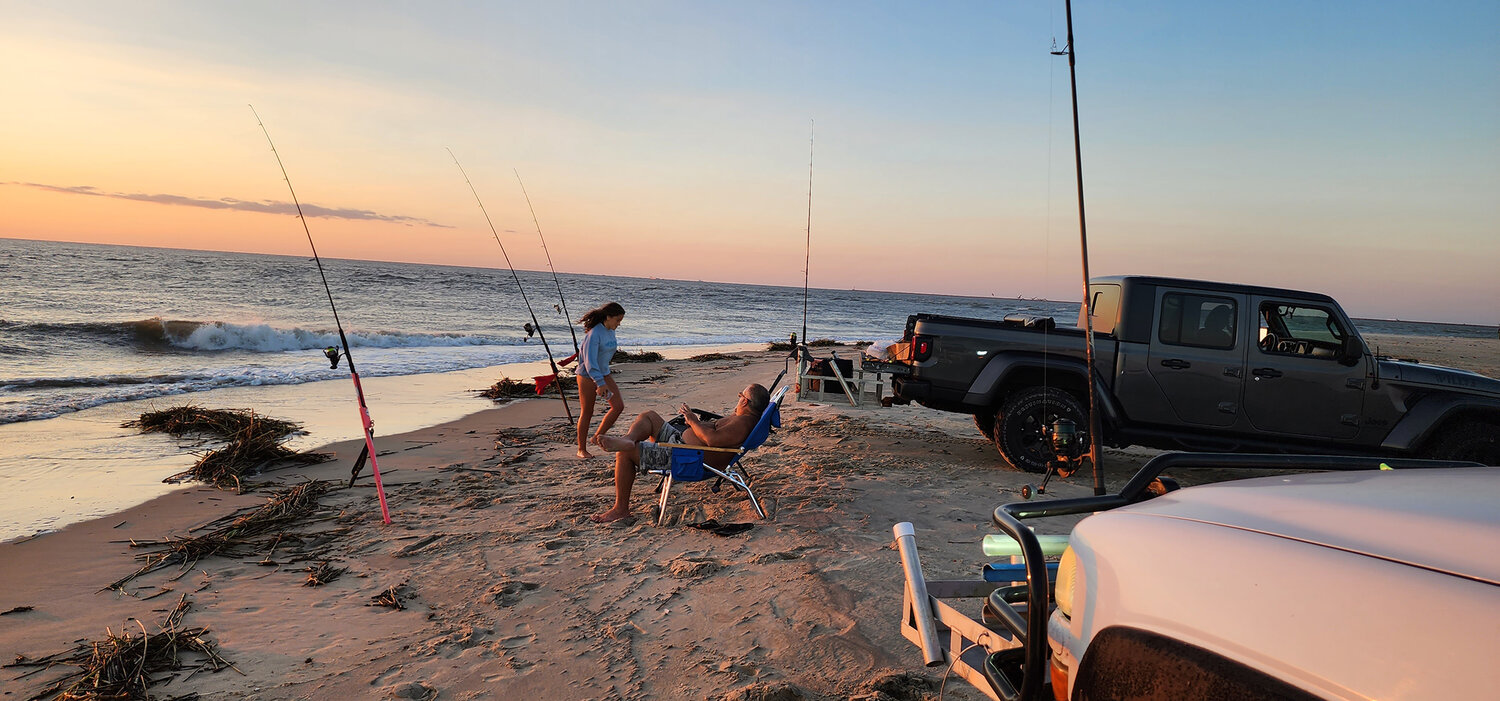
[1258,303,1347,358]
[1084,284,1121,335]
[1158,293,1236,350]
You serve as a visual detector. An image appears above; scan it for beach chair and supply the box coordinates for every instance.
[647,386,788,526]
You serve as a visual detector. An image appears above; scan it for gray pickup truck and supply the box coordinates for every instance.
[890,275,1500,472]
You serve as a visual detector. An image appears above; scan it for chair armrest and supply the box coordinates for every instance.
[656,442,742,454]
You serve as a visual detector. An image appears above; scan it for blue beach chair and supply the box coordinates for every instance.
[647,386,789,526]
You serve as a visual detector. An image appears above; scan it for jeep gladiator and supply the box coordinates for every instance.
[890,276,1500,472]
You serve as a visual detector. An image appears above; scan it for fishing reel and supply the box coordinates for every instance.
[1021,418,1086,500]
[324,346,343,369]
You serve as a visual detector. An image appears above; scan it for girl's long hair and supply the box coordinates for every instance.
[579,301,625,330]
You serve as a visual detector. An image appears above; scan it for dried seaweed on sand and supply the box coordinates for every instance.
[303,561,346,587]
[688,352,739,362]
[767,338,842,352]
[368,584,409,610]
[4,594,235,701]
[477,375,577,400]
[105,481,334,592]
[124,405,301,439]
[128,406,330,491]
[612,349,664,363]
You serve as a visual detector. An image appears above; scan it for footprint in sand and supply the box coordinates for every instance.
[489,580,540,607]
[500,633,536,649]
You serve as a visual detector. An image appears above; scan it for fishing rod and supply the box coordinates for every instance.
[249,105,391,524]
[513,170,579,356]
[773,121,816,394]
[1054,0,1105,495]
[446,149,574,422]
[801,119,814,353]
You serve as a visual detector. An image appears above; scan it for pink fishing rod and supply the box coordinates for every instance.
[250,105,391,524]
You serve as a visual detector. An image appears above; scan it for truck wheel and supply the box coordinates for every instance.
[974,410,997,441]
[997,387,1087,474]
[1429,421,1500,465]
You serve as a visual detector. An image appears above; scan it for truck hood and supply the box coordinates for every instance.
[1378,358,1500,397]
[1119,467,1500,585]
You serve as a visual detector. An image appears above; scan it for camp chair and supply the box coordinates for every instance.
[647,386,788,526]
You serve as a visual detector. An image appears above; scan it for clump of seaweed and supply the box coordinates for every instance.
[612,349,664,363]
[767,338,842,352]
[303,561,346,587]
[477,375,578,400]
[688,352,739,362]
[124,405,300,440]
[368,584,409,610]
[106,481,334,592]
[128,406,329,491]
[5,594,235,701]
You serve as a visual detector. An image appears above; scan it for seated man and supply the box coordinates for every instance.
[590,383,770,523]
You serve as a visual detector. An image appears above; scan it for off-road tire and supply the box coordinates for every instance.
[974,410,997,441]
[996,387,1087,474]
[1428,420,1500,465]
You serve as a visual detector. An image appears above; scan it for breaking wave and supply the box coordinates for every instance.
[2,318,512,353]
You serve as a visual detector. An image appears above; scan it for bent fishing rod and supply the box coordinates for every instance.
[514,170,579,357]
[249,105,391,524]
[447,149,574,422]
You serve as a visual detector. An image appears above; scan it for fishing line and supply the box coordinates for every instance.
[513,169,579,356]
[446,149,574,422]
[801,119,814,350]
[249,105,391,524]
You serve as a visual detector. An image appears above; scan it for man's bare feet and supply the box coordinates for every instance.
[597,435,634,452]
[590,433,607,448]
[590,508,631,523]
[576,448,594,459]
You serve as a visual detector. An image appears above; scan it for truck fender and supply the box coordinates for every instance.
[964,352,1124,428]
[1380,394,1500,453]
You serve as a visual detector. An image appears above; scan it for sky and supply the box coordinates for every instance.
[2,1,1496,324]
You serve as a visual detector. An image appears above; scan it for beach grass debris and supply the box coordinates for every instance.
[688,352,739,362]
[5,594,235,701]
[105,481,334,592]
[612,349,664,363]
[124,405,301,440]
[767,338,842,352]
[129,405,330,492]
[303,561,346,587]
[368,584,409,610]
[171,430,332,492]
[477,375,578,400]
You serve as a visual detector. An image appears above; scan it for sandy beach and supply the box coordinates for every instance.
[3,334,1497,700]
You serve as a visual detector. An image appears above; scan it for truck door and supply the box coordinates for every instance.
[1242,298,1366,439]
[1146,289,1247,427]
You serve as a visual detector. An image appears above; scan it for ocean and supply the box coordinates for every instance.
[0,238,1488,540]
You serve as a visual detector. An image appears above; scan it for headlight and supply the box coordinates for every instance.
[1054,545,1078,619]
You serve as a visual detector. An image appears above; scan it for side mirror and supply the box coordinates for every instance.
[1339,336,1363,367]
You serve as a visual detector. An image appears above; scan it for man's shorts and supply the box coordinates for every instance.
[638,421,685,473]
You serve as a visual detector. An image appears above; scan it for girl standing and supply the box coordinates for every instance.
[576,301,625,459]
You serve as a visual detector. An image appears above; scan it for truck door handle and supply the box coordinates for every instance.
[1160,359,1191,370]
[1252,368,1283,380]
[1223,367,1243,378]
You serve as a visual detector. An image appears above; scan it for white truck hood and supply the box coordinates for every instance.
[1118,467,1500,586]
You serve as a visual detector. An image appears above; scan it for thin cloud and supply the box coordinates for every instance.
[8,181,453,228]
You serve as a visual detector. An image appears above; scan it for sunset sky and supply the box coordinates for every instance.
[2,1,1496,324]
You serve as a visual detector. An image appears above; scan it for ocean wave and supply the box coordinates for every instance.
[0,344,553,425]
[1,318,520,353]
